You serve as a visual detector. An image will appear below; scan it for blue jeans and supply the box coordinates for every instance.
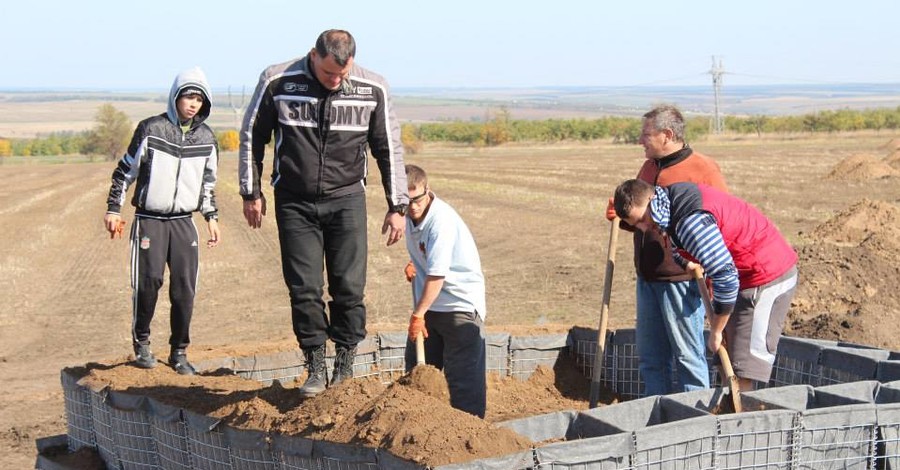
[636,277,710,396]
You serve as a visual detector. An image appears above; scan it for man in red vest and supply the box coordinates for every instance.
[614,179,798,391]
[606,105,728,396]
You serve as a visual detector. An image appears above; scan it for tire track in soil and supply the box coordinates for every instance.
[1,171,115,360]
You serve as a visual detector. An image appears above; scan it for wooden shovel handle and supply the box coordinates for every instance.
[590,217,619,408]
[693,266,742,412]
[415,331,425,365]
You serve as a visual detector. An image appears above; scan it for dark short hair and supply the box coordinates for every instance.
[406,164,428,188]
[643,105,685,142]
[614,179,654,219]
[315,29,356,66]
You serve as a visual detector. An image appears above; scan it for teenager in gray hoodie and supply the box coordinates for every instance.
[104,66,219,375]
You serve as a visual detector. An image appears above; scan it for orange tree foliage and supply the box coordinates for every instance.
[218,130,239,151]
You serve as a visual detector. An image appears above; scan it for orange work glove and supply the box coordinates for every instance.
[605,197,617,221]
[113,220,126,239]
[404,260,416,282]
[408,315,428,342]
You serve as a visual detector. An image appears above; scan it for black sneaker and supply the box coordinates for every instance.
[168,349,196,376]
[133,343,156,369]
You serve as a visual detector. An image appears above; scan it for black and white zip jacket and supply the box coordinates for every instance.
[106,67,218,220]
[238,54,407,208]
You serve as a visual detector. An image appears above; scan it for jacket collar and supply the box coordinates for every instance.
[656,145,693,170]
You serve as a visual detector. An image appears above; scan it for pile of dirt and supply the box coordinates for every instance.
[788,199,900,348]
[826,154,897,181]
[73,355,608,467]
[880,137,900,152]
[883,150,900,169]
[808,199,900,246]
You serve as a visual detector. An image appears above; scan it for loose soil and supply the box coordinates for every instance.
[6,135,900,468]
[69,358,597,467]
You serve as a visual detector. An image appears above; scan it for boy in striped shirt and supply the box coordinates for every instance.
[614,179,798,391]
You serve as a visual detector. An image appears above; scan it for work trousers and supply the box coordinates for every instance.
[130,216,199,350]
[405,310,487,418]
[636,277,710,396]
[275,190,368,349]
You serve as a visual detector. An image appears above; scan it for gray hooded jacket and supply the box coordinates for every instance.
[106,67,218,220]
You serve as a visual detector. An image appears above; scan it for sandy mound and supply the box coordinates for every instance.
[826,154,898,181]
[884,150,900,169]
[789,199,900,348]
[71,356,614,467]
[807,199,900,245]
[880,137,900,152]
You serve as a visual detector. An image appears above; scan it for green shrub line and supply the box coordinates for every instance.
[4,106,900,158]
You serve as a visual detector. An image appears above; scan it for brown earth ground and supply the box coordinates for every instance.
[4,134,900,467]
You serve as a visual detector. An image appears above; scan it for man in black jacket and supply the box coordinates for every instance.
[239,29,408,397]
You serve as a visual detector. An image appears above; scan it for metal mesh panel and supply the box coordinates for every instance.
[319,457,379,469]
[533,433,633,470]
[610,330,642,400]
[509,334,569,380]
[61,369,95,452]
[877,419,900,470]
[716,416,798,470]
[272,434,317,470]
[771,353,822,387]
[89,390,120,469]
[184,411,233,470]
[632,437,716,470]
[377,332,408,383]
[231,350,306,385]
[796,422,875,469]
[818,348,886,386]
[108,404,158,469]
[570,327,616,390]
[486,333,510,376]
[277,455,320,470]
[149,415,191,470]
[226,427,277,470]
[315,441,379,470]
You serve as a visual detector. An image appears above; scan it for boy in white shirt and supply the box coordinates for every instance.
[404,164,486,418]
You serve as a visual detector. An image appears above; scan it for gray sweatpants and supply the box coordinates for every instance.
[405,310,486,418]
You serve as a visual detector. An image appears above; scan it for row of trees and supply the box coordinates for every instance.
[403,106,900,149]
[0,105,240,158]
[5,104,900,158]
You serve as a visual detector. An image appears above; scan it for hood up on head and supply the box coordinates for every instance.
[167,66,212,126]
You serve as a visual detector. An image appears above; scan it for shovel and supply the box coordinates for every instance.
[415,331,425,365]
[693,267,742,413]
[590,217,619,408]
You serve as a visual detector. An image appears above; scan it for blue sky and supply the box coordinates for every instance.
[2,0,898,91]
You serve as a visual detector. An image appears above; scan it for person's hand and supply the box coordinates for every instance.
[408,314,428,342]
[404,260,416,282]
[104,214,125,239]
[605,197,617,221]
[206,219,220,248]
[243,194,266,229]
[382,211,406,246]
[687,261,702,277]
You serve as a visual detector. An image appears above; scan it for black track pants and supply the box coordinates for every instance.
[130,216,199,349]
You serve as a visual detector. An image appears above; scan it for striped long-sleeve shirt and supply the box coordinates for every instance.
[650,186,740,314]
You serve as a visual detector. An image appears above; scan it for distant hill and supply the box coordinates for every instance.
[393,83,900,121]
[2,83,899,137]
